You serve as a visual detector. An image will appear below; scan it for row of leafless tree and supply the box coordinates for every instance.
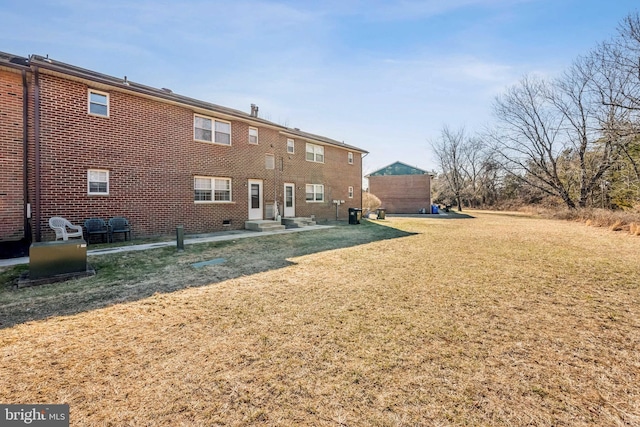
[431,12,640,211]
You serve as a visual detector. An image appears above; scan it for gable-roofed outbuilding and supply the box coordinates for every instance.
[367,161,432,214]
[367,161,428,177]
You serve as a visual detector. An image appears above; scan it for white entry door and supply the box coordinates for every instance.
[284,183,295,217]
[248,179,263,220]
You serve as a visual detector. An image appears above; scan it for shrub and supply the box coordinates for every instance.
[541,208,640,235]
[362,192,382,215]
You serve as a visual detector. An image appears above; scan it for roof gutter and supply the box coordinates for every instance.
[21,69,31,242]
[31,58,369,154]
[279,130,368,154]
[33,61,285,132]
[33,66,41,242]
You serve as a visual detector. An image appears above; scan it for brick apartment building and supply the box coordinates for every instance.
[366,161,432,213]
[0,52,367,247]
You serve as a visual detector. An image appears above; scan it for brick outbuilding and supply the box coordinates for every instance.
[0,52,367,248]
[366,161,432,214]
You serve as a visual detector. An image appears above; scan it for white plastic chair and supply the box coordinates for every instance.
[49,217,84,241]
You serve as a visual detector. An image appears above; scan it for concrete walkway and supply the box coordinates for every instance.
[0,225,334,268]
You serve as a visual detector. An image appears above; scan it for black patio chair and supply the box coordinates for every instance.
[108,217,131,242]
[84,218,109,245]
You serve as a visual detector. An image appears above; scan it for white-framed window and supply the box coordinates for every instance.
[305,184,324,202]
[265,154,275,170]
[249,127,258,144]
[194,115,231,145]
[287,138,295,154]
[88,89,109,117]
[87,169,109,195]
[348,186,354,198]
[194,176,232,202]
[348,152,354,164]
[306,143,324,163]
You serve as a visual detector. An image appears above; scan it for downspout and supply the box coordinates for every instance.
[21,69,30,242]
[33,66,41,242]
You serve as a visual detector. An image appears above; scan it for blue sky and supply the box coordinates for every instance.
[2,0,638,176]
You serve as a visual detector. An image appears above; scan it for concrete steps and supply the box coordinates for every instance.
[281,217,317,229]
[244,220,286,232]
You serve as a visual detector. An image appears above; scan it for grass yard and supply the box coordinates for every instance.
[0,212,638,426]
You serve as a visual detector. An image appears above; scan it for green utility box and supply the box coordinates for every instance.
[29,240,88,279]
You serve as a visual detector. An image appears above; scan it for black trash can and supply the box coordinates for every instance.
[348,208,362,224]
[376,208,386,220]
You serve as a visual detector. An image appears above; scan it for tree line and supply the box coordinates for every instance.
[431,12,640,211]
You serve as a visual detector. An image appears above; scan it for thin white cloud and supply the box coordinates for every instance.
[2,0,619,174]
[304,0,539,21]
[183,50,523,173]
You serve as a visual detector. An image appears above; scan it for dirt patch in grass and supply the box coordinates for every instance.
[1,212,639,426]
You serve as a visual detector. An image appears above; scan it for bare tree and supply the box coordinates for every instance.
[490,75,579,208]
[551,55,628,207]
[431,126,467,211]
[593,13,640,114]
[489,46,638,211]
[477,157,503,206]
[441,12,640,210]
[459,136,489,207]
[586,46,640,206]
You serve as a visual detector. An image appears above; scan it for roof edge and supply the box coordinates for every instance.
[0,51,30,71]
[27,54,367,153]
[366,161,429,177]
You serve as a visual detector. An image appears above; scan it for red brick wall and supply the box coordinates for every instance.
[0,69,25,241]
[29,72,363,240]
[368,174,431,214]
[275,137,362,221]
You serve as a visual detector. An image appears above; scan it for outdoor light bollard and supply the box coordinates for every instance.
[176,225,184,251]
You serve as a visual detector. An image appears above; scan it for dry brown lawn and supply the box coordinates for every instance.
[1,211,639,426]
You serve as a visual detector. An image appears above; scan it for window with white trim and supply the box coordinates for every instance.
[305,184,324,202]
[194,177,232,202]
[348,186,354,198]
[87,169,109,195]
[287,138,295,154]
[249,127,258,144]
[88,90,109,117]
[194,115,231,145]
[348,152,354,164]
[306,143,324,163]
